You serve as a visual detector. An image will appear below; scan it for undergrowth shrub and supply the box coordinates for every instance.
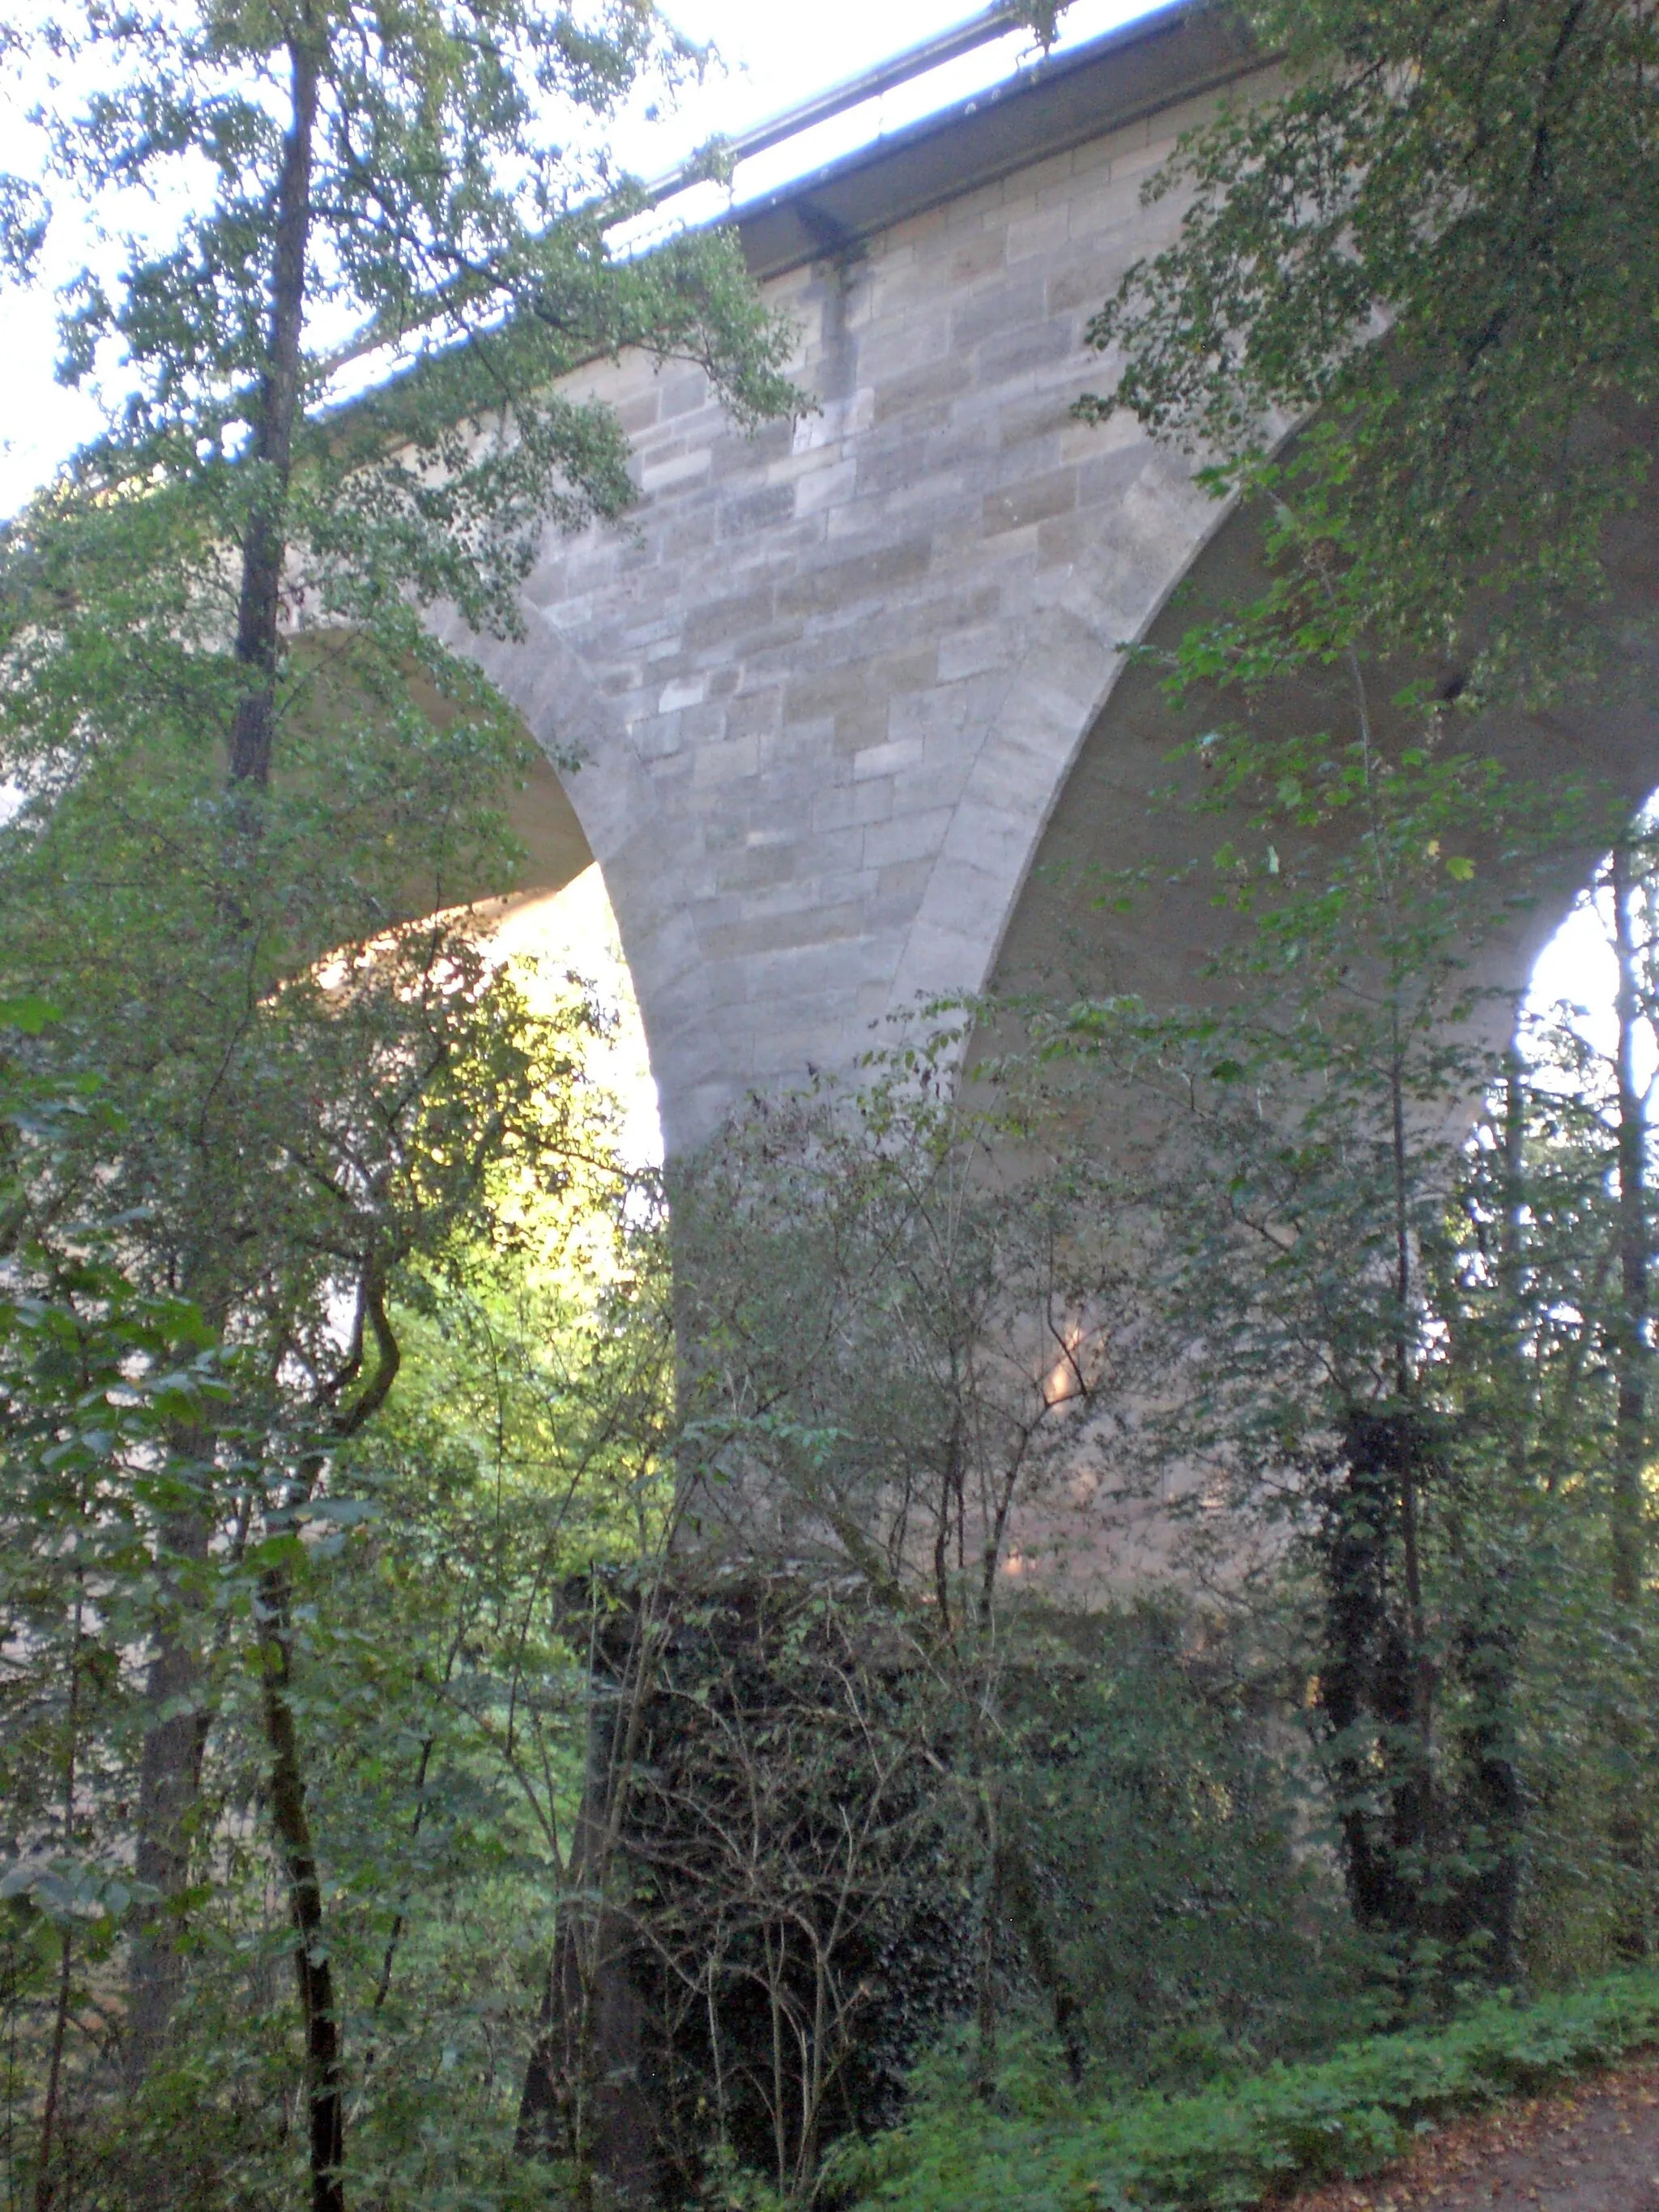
[1000,1603,1374,2091]
[823,1967,1659,2212]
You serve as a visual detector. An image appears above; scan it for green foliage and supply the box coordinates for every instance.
[0,3,791,2197]
[0,0,797,1354]
[1038,441,1659,1987]
[673,1032,1136,1609]
[664,1059,1383,2193]
[830,1967,1659,2212]
[996,1605,1371,2091]
[8,11,1659,2201]
[0,1004,678,2206]
[1084,0,1659,703]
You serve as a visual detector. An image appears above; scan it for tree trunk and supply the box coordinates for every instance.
[36,1581,83,2211]
[260,1567,346,2212]
[1324,1413,1427,1955]
[999,1829,1086,2087]
[970,1761,1001,2101]
[126,14,323,2092]
[1452,1579,1524,1985]
[1443,1050,1529,1990]
[517,1593,662,2206]
[516,1897,658,2210]
[1608,842,1648,1954]
[1610,842,1648,1611]
[229,23,320,790]
[124,1499,211,2094]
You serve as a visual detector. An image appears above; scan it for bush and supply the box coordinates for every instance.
[825,1967,1659,2211]
[998,1603,1373,2091]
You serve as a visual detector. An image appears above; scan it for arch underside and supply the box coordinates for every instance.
[987,450,1659,1033]
[505,748,595,905]
[488,431,1659,1158]
[436,120,1232,1157]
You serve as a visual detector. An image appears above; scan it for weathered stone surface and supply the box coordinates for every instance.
[429,14,1256,1154]
[472,0,1653,1163]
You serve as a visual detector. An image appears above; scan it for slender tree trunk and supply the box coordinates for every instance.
[229,24,320,790]
[124,1502,211,2095]
[259,1567,345,2212]
[238,45,346,2196]
[1388,1021,1438,1971]
[516,1590,661,2206]
[999,1830,1086,2087]
[1449,1048,1529,1988]
[34,1933,73,2212]
[971,1773,1001,2100]
[1610,844,1648,1611]
[36,1583,82,2212]
[126,15,324,2092]
[1452,1571,1524,1984]
[368,1737,433,2022]
[1326,1415,1423,1954]
[1608,842,1649,1954]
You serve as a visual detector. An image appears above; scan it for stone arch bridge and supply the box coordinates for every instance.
[446,0,1659,1157]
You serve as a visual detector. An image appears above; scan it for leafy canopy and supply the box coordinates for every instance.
[1085,0,1659,702]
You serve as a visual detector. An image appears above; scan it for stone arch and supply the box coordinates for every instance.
[430,595,735,1156]
[986,447,1659,1025]
[289,627,596,912]
[410,17,1270,1156]
[407,5,1656,1154]
[889,455,1238,1012]
[501,746,595,905]
[448,399,1242,1157]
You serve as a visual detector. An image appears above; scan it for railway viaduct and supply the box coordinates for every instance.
[445,0,1659,1157]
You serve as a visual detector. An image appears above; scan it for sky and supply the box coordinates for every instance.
[489,871,664,1168]
[0,0,1158,515]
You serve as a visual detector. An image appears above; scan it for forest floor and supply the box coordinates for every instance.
[1286,2054,1659,2210]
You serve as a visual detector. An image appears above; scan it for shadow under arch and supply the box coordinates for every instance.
[288,630,598,918]
[495,744,596,906]
[981,445,1659,1056]
[284,633,665,1149]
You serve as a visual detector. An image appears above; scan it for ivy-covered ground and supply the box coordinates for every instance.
[827,1972,1659,2212]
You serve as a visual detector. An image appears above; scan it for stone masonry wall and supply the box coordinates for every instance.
[441,85,1242,1155]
